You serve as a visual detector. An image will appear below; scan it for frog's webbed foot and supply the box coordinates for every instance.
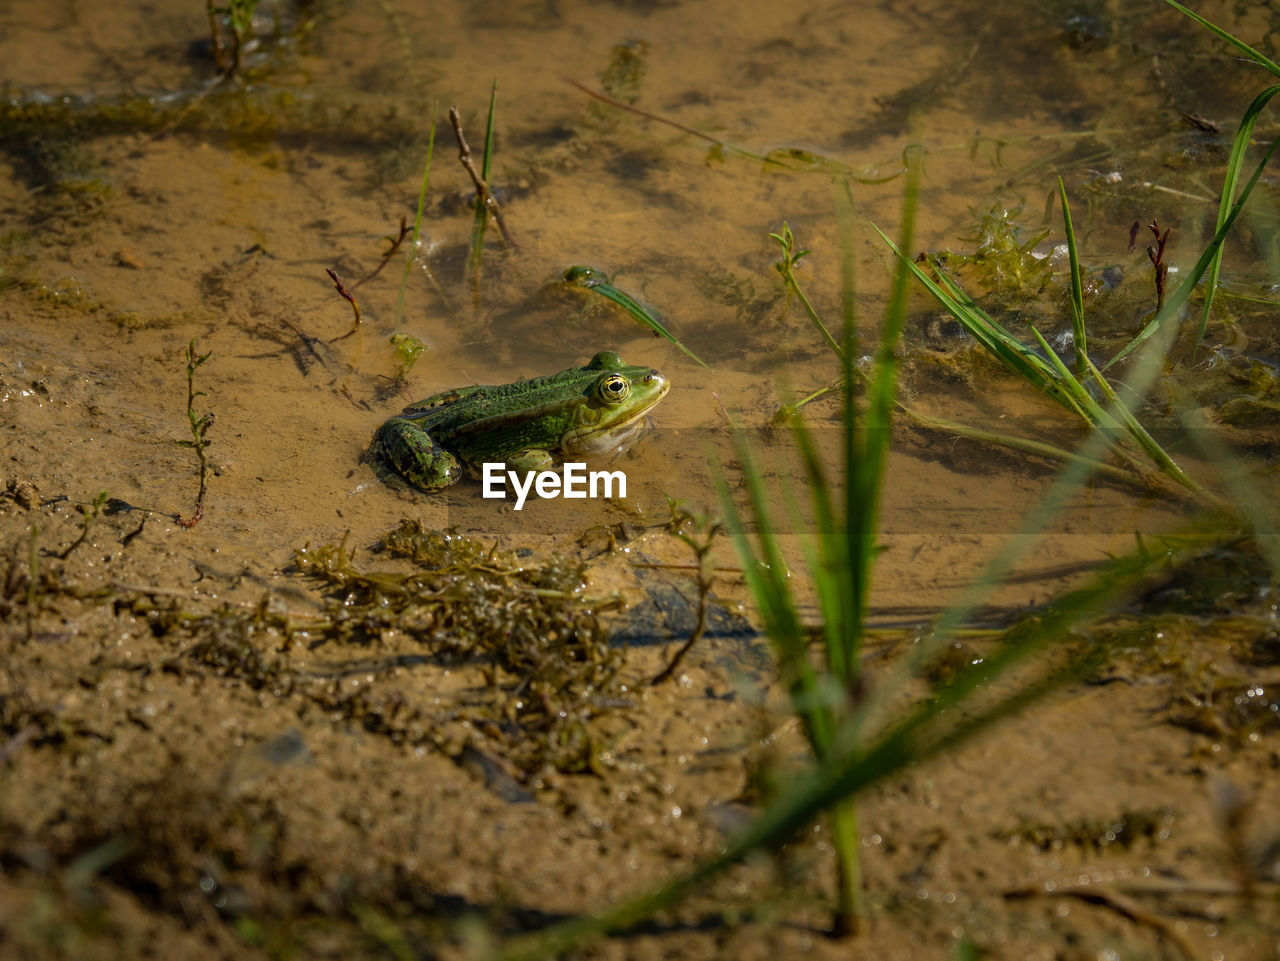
[372,418,462,492]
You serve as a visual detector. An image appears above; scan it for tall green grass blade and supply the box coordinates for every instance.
[833,183,861,685]
[1022,325,1119,431]
[397,105,437,327]
[876,229,1094,422]
[1079,354,1207,497]
[853,155,918,671]
[480,78,497,182]
[718,443,833,751]
[789,419,847,687]
[873,235,1048,384]
[1198,83,1280,337]
[1022,326,1205,497]
[487,526,1202,961]
[1057,177,1087,373]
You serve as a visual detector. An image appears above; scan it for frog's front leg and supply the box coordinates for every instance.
[506,449,558,475]
[484,450,560,502]
[374,417,463,491]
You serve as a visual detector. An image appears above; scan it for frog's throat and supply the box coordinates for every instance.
[564,406,656,455]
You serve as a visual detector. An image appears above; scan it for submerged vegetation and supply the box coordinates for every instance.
[294,521,627,777]
[4,513,629,781]
[205,0,263,78]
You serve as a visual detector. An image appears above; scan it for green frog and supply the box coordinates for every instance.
[371,351,670,491]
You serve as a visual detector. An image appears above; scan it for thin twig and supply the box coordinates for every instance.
[448,106,518,249]
[565,77,725,147]
[353,216,411,290]
[1005,884,1197,959]
[326,267,362,341]
[176,340,214,530]
[652,508,722,685]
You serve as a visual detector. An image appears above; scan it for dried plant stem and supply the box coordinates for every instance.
[58,491,108,560]
[177,340,214,530]
[326,267,362,341]
[1146,219,1171,313]
[449,105,518,250]
[652,506,722,685]
[353,216,410,289]
[650,580,710,686]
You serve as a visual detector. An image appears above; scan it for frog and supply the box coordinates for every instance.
[370,351,671,492]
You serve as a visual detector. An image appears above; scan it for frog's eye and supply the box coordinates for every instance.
[597,373,631,403]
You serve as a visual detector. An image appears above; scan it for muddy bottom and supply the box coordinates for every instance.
[4,484,1279,960]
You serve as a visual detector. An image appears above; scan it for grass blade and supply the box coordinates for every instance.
[845,155,919,687]
[1198,83,1280,337]
[1057,177,1087,373]
[561,265,709,367]
[1163,0,1280,77]
[875,228,1091,419]
[716,435,832,750]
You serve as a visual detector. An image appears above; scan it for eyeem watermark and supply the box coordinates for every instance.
[482,462,627,510]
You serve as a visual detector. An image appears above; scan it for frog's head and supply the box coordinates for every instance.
[563,351,670,455]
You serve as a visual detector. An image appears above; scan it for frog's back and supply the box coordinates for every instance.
[435,376,592,459]
[399,384,487,418]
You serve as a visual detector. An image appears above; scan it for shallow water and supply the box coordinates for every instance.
[3,1,1280,958]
